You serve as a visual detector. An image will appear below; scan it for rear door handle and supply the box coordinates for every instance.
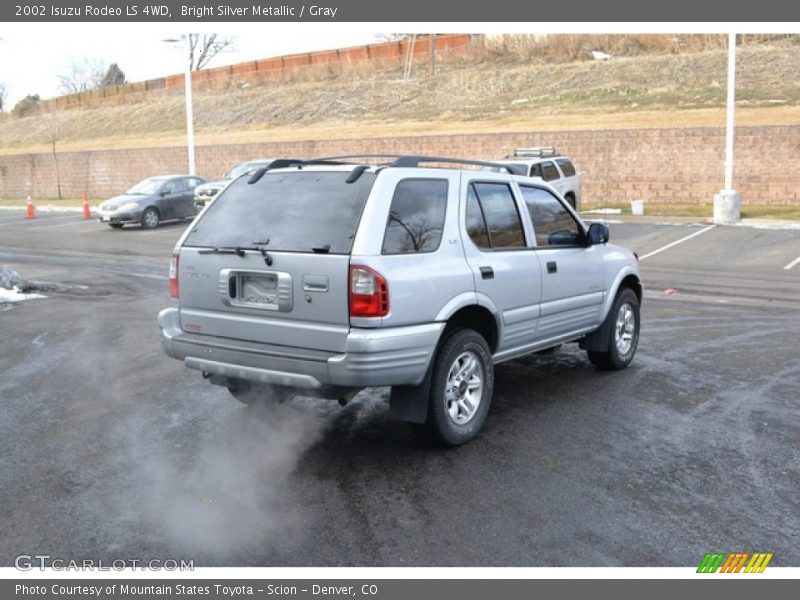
[479,266,494,280]
[546,261,558,274]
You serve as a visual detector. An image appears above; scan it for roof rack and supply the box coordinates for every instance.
[390,155,515,173]
[252,154,517,175]
[509,146,558,158]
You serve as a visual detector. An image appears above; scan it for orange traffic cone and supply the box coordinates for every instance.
[82,193,91,220]
[26,195,36,219]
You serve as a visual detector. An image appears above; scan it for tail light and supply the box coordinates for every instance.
[349,265,389,318]
[169,252,179,298]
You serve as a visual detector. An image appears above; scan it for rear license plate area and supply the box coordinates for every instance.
[240,273,279,309]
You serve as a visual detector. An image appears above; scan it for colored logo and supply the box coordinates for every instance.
[697,552,773,573]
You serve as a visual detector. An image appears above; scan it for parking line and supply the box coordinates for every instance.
[639,225,716,261]
[33,219,95,230]
[784,256,800,271]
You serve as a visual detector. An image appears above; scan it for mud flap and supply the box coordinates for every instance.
[389,362,433,424]
[579,313,613,352]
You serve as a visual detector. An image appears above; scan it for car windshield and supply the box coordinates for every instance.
[126,177,169,195]
[185,170,376,254]
[224,161,271,180]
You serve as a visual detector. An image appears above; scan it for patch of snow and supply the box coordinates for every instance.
[0,286,46,304]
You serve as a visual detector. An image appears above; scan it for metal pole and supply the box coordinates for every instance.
[184,36,196,175]
[431,34,437,76]
[724,32,736,192]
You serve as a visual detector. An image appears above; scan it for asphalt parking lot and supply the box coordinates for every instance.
[0,209,798,567]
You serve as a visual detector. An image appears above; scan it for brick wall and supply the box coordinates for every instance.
[1,125,798,205]
[41,34,474,111]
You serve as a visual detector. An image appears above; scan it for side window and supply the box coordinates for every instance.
[382,179,448,254]
[556,158,576,177]
[520,185,583,247]
[465,185,490,249]
[161,180,178,195]
[530,163,543,178]
[466,182,525,250]
[541,162,560,182]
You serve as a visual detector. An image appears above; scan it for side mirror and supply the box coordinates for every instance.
[160,189,170,197]
[587,222,610,245]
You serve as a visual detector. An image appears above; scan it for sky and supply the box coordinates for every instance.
[0,24,382,106]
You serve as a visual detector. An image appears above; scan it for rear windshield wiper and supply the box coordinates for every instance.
[197,245,274,266]
[198,246,247,256]
[311,244,331,254]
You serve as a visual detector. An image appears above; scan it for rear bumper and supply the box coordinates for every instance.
[158,307,443,389]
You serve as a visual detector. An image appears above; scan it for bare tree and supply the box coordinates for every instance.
[100,63,126,88]
[58,58,107,94]
[187,34,234,71]
[40,109,64,199]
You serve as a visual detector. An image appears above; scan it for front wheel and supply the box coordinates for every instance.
[412,328,494,446]
[587,288,640,370]
[140,207,160,229]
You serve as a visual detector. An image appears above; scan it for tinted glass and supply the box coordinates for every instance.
[520,185,583,247]
[541,162,560,181]
[530,163,543,178]
[472,183,525,248]
[382,179,448,254]
[465,185,490,249]
[185,171,376,254]
[556,158,576,177]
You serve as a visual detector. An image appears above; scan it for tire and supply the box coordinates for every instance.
[227,379,294,406]
[109,223,123,229]
[412,328,494,446]
[564,193,576,210]
[140,207,160,229]
[587,287,640,371]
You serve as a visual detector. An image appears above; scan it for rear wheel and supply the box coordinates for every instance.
[412,328,494,446]
[227,379,295,405]
[587,288,640,370]
[141,207,160,229]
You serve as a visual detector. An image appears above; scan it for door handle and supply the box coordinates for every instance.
[546,261,558,274]
[479,266,494,280]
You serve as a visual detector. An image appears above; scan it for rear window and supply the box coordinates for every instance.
[184,170,376,254]
[556,158,576,177]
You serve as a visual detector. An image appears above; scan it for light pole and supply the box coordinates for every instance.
[714,32,740,224]
[164,36,196,175]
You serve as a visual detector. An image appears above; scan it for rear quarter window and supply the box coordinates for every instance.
[382,179,448,254]
[184,170,376,254]
[556,159,576,177]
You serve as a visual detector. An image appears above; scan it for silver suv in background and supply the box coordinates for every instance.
[194,159,274,207]
[159,155,641,446]
[492,147,582,210]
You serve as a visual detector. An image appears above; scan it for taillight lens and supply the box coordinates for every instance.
[169,252,179,298]
[349,265,389,318]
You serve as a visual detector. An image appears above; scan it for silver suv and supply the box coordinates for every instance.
[159,155,641,446]
[491,147,582,210]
